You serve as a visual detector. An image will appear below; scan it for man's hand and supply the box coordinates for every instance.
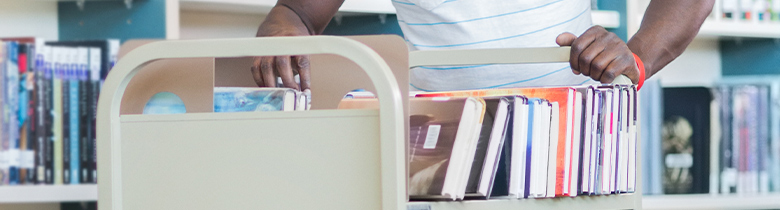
[556,26,641,84]
[252,5,312,91]
[252,0,343,91]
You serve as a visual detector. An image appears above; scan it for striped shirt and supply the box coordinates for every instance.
[392,0,597,91]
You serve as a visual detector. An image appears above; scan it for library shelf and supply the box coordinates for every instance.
[0,185,98,203]
[642,193,780,210]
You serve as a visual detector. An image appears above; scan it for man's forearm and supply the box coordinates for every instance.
[274,0,345,35]
[627,0,714,78]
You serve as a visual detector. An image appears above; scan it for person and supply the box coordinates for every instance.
[250,0,714,92]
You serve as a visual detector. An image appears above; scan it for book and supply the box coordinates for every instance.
[416,87,581,197]
[662,87,713,194]
[213,87,307,112]
[0,41,8,185]
[87,47,101,183]
[52,46,64,185]
[338,97,487,200]
[465,97,512,197]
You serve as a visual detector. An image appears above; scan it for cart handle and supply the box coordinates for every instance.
[96,36,406,210]
[409,46,633,85]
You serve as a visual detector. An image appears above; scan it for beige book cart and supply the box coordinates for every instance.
[97,35,641,210]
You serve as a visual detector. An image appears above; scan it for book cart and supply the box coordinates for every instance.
[96,35,641,210]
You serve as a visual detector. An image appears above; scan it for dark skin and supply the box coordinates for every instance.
[254,0,715,89]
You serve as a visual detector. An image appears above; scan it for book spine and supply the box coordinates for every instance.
[61,48,71,184]
[0,42,6,186]
[32,44,46,185]
[40,46,52,184]
[74,48,86,184]
[7,42,20,185]
[79,48,88,183]
[51,47,62,185]
[88,47,101,183]
[69,48,80,184]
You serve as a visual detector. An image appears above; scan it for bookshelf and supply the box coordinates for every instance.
[643,194,780,210]
[697,20,780,39]
[0,185,97,203]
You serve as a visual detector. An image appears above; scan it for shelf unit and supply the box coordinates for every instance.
[0,185,97,203]
[643,194,780,210]
[697,20,780,39]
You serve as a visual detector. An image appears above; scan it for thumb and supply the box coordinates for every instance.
[556,32,577,46]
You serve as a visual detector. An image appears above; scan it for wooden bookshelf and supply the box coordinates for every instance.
[0,185,97,203]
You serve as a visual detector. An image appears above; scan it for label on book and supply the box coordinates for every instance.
[8,149,20,167]
[423,125,441,149]
[20,151,35,169]
[431,97,450,101]
[664,153,693,168]
[407,204,432,210]
[0,152,7,168]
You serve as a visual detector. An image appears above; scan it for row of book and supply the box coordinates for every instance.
[641,78,780,195]
[718,0,780,22]
[340,84,638,200]
[0,37,120,185]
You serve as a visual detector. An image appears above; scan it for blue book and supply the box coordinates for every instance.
[213,87,302,112]
[523,98,538,198]
[69,50,80,184]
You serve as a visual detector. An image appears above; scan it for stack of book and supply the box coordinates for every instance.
[340,84,639,200]
[0,38,120,185]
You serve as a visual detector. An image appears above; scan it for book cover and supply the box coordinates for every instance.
[61,47,71,184]
[662,87,712,194]
[42,46,53,184]
[67,48,83,184]
[417,87,579,197]
[51,46,63,185]
[87,47,101,183]
[213,87,300,112]
[338,97,486,200]
[466,97,511,197]
[5,41,20,185]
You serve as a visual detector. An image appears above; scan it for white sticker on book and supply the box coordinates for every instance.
[0,152,7,168]
[21,151,35,169]
[431,97,450,101]
[8,149,20,167]
[664,153,693,168]
[423,125,441,149]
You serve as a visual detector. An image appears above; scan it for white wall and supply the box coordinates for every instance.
[0,1,59,40]
[650,38,722,87]
[179,10,265,40]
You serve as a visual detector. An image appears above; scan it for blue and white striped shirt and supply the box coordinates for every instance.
[393,0,597,91]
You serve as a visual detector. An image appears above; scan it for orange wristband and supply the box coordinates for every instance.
[632,53,645,90]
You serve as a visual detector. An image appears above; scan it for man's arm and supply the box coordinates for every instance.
[558,1,714,84]
[628,0,714,78]
[252,0,344,90]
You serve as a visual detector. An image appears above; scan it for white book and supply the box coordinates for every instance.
[510,97,529,198]
[627,86,638,193]
[580,88,594,193]
[590,90,603,195]
[546,102,559,198]
[529,99,546,198]
[570,91,583,196]
[609,87,620,194]
[537,100,552,198]
[600,88,613,195]
[456,98,485,200]
[474,98,511,197]
[618,87,629,193]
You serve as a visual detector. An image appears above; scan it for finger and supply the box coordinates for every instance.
[576,37,608,78]
[251,57,264,87]
[260,56,277,87]
[602,55,636,84]
[275,56,300,90]
[570,26,608,75]
[569,33,596,75]
[293,55,311,91]
[588,41,622,82]
[556,32,577,46]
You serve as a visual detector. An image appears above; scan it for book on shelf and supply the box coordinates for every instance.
[0,38,119,186]
[213,87,309,112]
